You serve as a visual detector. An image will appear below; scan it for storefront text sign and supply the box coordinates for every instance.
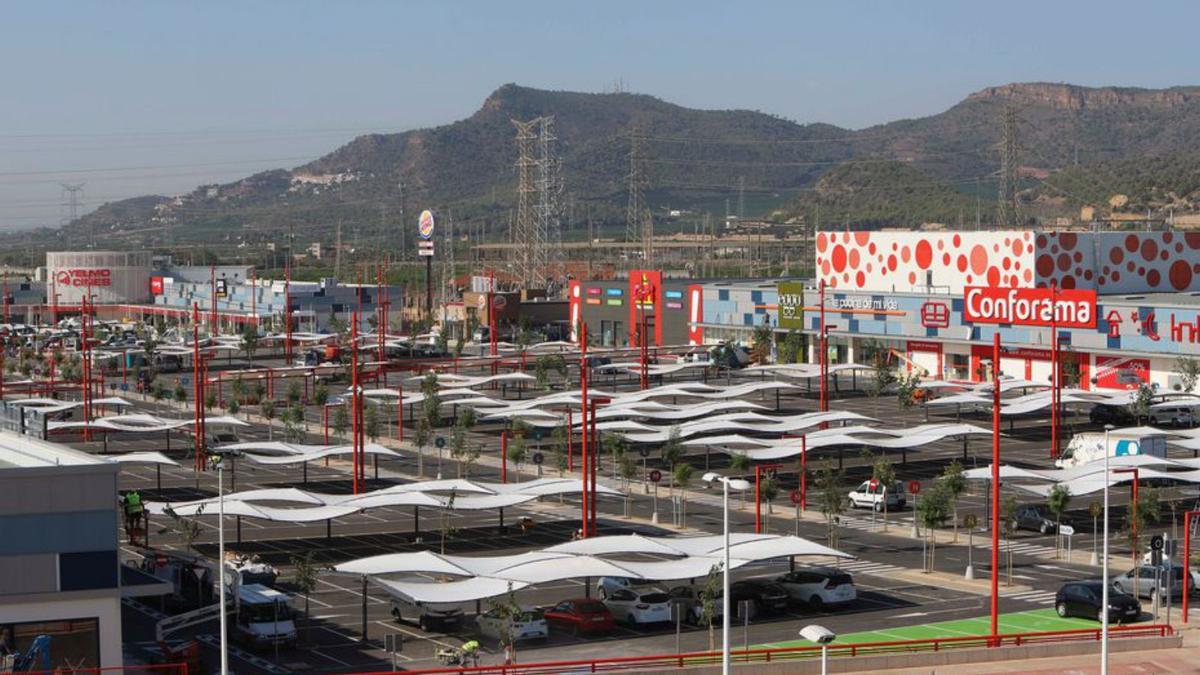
[963,286,1096,328]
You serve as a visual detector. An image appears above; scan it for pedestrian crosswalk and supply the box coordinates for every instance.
[1000,589,1057,606]
[831,558,908,578]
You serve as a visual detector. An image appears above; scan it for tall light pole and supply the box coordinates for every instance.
[1102,423,1113,675]
[210,448,242,675]
[702,471,750,675]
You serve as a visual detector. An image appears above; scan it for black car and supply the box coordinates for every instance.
[729,580,790,619]
[1013,505,1057,534]
[1055,581,1141,623]
[1089,403,1136,426]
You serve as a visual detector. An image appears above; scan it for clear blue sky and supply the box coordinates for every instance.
[2,0,1197,229]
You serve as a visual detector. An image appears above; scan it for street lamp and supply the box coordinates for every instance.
[210,447,243,675]
[702,471,751,675]
[1102,423,1113,675]
[799,625,836,675]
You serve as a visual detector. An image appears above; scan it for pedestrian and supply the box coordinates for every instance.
[461,639,480,667]
[503,643,513,666]
[125,490,144,544]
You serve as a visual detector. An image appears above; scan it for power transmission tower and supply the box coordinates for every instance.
[535,115,561,289]
[60,183,86,241]
[335,220,343,278]
[513,118,539,287]
[737,176,745,221]
[626,127,651,263]
[997,104,1019,228]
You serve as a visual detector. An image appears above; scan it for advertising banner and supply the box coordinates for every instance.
[963,286,1096,328]
[777,281,805,330]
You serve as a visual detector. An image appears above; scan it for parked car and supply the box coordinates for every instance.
[1112,564,1194,600]
[667,585,723,625]
[390,599,464,632]
[847,480,906,512]
[602,588,672,625]
[1148,405,1199,428]
[596,576,660,599]
[775,567,857,608]
[543,599,615,635]
[475,606,548,643]
[729,580,790,619]
[1089,404,1136,426]
[1056,581,1141,622]
[1012,505,1057,534]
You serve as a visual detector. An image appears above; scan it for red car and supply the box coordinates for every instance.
[543,598,616,635]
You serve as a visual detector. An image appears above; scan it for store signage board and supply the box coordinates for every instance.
[777,281,805,330]
[963,286,1096,329]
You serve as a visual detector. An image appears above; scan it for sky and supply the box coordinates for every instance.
[2,0,1198,229]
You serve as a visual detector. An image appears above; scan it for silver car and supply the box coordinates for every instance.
[1112,565,1193,600]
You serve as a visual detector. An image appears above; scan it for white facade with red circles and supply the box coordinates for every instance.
[816,230,1200,294]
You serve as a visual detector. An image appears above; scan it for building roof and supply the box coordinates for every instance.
[0,431,107,470]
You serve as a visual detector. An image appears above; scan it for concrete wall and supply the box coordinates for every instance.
[0,593,123,668]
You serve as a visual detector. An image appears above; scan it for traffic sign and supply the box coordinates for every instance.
[477,295,488,310]
[181,377,191,386]
[121,383,129,392]
[638,447,651,458]
[435,436,446,449]
[1059,524,1075,537]
[1151,534,1165,551]
[868,478,878,492]
[532,452,544,465]
[908,480,921,495]
[789,489,802,505]
[494,295,508,311]
[649,469,662,483]
[109,383,117,391]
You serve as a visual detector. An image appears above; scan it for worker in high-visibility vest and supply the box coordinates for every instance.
[123,490,144,542]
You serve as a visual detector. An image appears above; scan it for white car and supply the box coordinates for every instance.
[596,576,659,599]
[847,480,906,511]
[775,567,857,608]
[602,588,672,625]
[475,606,548,642]
[666,585,724,624]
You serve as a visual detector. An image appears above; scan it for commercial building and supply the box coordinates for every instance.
[0,433,124,668]
[45,251,153,305]
[568,230,1200,391]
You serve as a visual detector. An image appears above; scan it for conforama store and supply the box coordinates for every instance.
[787,230,1200,390]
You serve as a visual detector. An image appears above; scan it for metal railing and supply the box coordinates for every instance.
[359,624,1173,675]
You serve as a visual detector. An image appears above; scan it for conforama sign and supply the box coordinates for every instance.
[963,286,1096,328]
[55,268,112,288]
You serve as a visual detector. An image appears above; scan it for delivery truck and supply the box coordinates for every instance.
[1055,430,1167,468]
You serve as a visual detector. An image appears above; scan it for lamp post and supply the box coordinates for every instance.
[799,625,836,675]
[1102,423,1113,675]
[702,471,750,675]
[1184,509,1200,624]
[210,447,243,675]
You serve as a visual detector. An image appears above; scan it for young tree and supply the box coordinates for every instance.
[231,378,247,405]
[661,426,684,498]
[749,324,773,365]
[673,463,695,528]
[332,404,349,442]
[505,429,527,481]
[758,475,779,532]
[286,381,302,406]
[204,390,217,413]
[313,384,329,408]
[240,325,259,364]
[226,398,240,418]
[778,330,805,365]
[550,422,570,478]
[896,373,923,410]
[1175,357,1200,394]
[261,399,277,440]
[290,551,320,645]
[440,488,457,554]
[1001,495,1018,584]
[729,452,751,507]
[871,452,897,531]
[917,482,952,572]
[618,453,638,517]
[941,459,968,542]
[454,421,482,478]
[1046,484,1072,559]
[698,565,722,651]
[602,433,629,480]
[174,384,188,405]
[414,418,432,477]
[421,372,442,428]
[1126,384,1154,424]
[814,462,845,549]
[365,404,380,443]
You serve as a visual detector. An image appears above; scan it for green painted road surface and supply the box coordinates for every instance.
[760,609,1099,649]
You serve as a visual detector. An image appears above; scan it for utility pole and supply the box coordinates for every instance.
[737,176,745,221]
[535,115,561,289]
[997,104,1019,228]
[627,127,651,264]
[335,220,343,279]
[61,183,87,243]
[398,180,406,262]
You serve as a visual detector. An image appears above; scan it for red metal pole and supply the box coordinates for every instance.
[580,323,589,538]
[396,384,404,443]
[284,265,293,364]
[250,267,257,327]
[800,435,808,510]
[210,265,217,332]
[1051,281,1059,459]
[819,280,826,413]
[501,430,508,484]
[192,303,204,472]
[323,405,329,444]
[351,313,360,494]
[567,407,574,472]
[990,331,1001,644]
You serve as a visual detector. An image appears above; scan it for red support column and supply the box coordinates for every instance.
[819,280,827,413]
[754,467,761,534]
[1185,511,1199,623]
[800,435,808,510]
[501,430,508,484]
[567,407,574,472]
[322,406,329,444]
[192,303,205,472]
[351,313,361,494]
[990,332,1001,644]
[1051,281,1059,459]
[580,323,590,538]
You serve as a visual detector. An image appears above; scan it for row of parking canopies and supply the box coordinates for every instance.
[144,477,619,523]
[331,532,851,604]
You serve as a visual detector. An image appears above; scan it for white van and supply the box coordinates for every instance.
[235,584,296,649]
[1148,405,1199,428]
[1055,431,1167,469]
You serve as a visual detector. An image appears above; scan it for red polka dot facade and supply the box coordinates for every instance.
[814,230,1200,293]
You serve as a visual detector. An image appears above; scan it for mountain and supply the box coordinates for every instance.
[62,82,1200,249]
[1027,152,1200,215]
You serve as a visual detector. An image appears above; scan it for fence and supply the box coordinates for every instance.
[18,665,189,675]
[362,624,1174,675]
